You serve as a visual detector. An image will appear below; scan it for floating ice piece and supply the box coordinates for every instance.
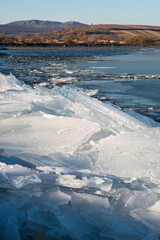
[64,69,74,74]
[83,89,98,96]
[50,76,77,86]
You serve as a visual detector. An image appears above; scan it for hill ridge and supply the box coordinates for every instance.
[0,20,86,37]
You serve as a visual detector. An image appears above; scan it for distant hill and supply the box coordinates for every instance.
[1,21,160,46]
[43,24,160,42]
[0,20,86,37]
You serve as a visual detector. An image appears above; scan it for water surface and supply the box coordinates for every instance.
[0,46,160,121]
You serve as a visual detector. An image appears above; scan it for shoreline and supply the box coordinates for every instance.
[0,45,157,51]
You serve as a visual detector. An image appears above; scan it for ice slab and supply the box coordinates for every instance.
[0,73,24,92]
[0,162,41,188]
[92,128,160,180]
[55,86,148,134]
[0,112,100,155]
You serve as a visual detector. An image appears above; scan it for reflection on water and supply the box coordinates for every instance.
[0,47,160,121]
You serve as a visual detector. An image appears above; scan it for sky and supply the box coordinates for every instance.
[0,0,160,26]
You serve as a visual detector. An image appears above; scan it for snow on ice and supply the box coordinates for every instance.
[0,72,160,239]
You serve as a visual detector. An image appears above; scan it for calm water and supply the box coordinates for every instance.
[0,46,160,121]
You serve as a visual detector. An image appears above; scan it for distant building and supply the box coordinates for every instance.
[109,40,116,43]
[97,40,109,44]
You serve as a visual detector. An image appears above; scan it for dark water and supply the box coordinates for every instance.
[0,46,160,122]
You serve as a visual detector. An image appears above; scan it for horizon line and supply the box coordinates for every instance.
[0,19,160,27]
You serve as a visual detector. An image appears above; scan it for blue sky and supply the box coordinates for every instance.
[0,0,160,26]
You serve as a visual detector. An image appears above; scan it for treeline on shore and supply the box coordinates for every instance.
[0,34,160,47]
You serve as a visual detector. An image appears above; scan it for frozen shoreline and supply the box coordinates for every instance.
[0,72,160,239]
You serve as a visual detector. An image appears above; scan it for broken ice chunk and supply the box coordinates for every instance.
[0,163,41,188]
[57,174,87,189]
